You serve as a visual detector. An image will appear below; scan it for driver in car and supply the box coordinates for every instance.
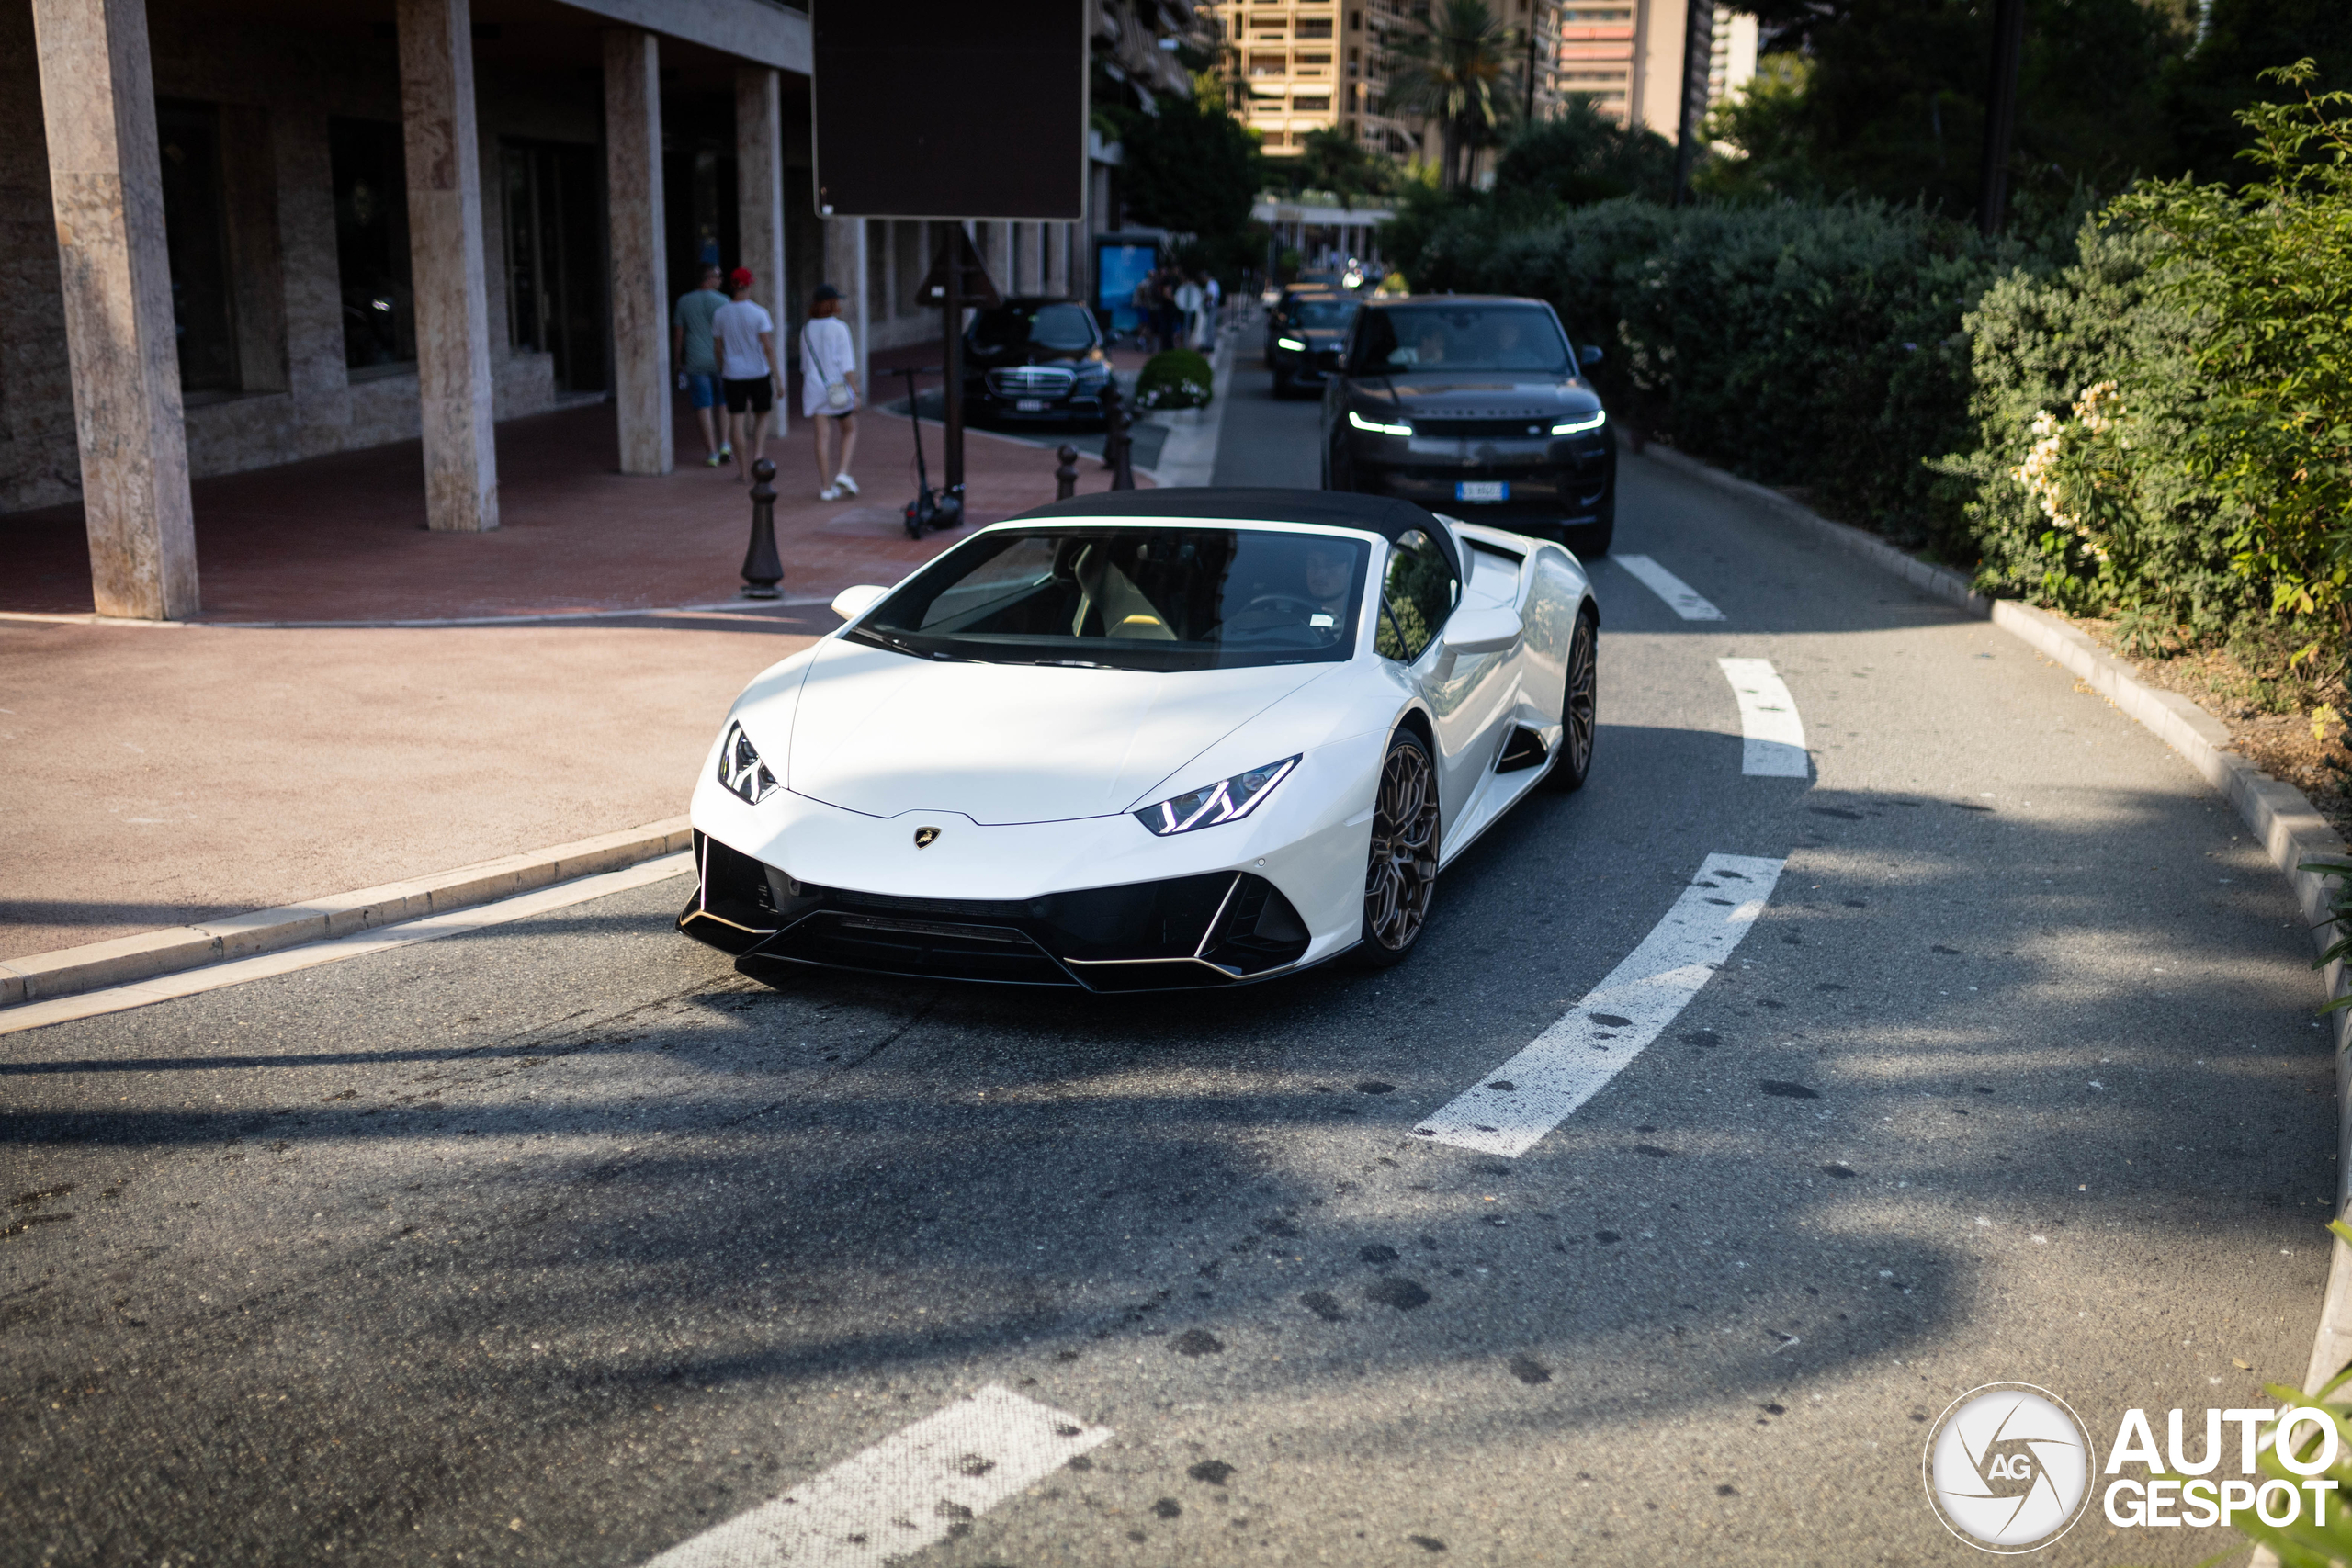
[1302,541,1355,629]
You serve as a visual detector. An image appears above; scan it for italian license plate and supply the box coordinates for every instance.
[1015,398,1046,412]
[1456,479,1509,502]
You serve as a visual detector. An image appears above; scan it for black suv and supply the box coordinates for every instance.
[1320,296,1615,555]
[963,298,1115,425]
[1263,287,1360,398]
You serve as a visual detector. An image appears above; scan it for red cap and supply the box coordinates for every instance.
[729,266,754,288]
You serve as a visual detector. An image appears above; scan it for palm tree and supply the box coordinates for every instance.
[1382,0,1521,189]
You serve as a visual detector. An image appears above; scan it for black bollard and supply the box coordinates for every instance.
[741,457,782,599]
[1101,380,1136,491]
[1055,444,1079,501]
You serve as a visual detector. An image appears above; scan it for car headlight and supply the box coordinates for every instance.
[1277,336,1306,351]
[1551,410,1607,435]
[1134,756,1299,836]
[717,720,778,805]
[1348,409,1412,436]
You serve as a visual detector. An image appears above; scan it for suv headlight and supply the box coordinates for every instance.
[1277,336,1306,351]
[1135,756,1299,836]
[717,720,778,805]
[1551,410,1607,435]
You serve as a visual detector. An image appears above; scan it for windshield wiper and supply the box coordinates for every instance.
[849,626,970,662]
[1020,658,1118,669]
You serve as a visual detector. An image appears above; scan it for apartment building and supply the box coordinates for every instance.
[1202,0,1572,163]
[1558,1,1758,137]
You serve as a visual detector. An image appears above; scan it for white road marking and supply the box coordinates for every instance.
[640,1384,1112,1568]
[1717,657,1809,776]
[0,853,694,1037]
[1415,852,1786,1157]
[1615,555,1724,620]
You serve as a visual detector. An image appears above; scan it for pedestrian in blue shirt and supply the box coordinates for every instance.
[673,265,729,468]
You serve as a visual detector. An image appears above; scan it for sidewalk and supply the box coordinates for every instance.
[3,385,1109,623]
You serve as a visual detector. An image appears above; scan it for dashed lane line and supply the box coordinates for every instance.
[1615,555,1725,621]
[0,853,695,1037]
[1415,853,1787,1157]
[639,1385,1113,1568]
[1718,657,1810,777]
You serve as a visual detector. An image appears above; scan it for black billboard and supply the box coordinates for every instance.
[811,1,1089,221]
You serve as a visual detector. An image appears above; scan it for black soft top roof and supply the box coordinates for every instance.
[1006,487,1456,573]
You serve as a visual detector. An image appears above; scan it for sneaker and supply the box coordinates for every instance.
[718,444,733,459]
[703,452,724,468]
[819,484,840,501]
[833,472,859,496]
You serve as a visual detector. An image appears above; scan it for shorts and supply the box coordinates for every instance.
[721,376,773,415]
[683,372,718,410]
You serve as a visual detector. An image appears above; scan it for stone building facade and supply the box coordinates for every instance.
[5,0,1100,620]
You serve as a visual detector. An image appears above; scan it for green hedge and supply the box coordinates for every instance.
[1408,196,2052,558]
[1133,348,1214,412]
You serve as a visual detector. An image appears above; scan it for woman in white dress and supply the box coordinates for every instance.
[800,283,860,501]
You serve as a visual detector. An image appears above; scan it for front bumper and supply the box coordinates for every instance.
[966,381,1104,423]
[1342,432,1614,524]
[681,830,1316,990]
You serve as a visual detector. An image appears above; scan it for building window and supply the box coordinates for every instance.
[156,100,239,393]
[1296,17,1333,38]
[1293,94,1331,110]
[1250,51,1286,75]
[503,141,605,392]
[331,118,415,371]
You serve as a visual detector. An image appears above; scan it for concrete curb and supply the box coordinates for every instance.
[0,816,694,1010]
[1632,437,2352,1399]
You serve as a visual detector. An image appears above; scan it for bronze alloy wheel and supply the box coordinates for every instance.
[1550,609,1598,791]
[1362,731,1441,959]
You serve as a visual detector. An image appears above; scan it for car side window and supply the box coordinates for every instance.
[1375,529,1457,662]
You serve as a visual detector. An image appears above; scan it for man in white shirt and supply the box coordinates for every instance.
[711,267,782,483]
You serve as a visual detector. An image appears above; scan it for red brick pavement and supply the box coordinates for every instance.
[2,358,1142,623]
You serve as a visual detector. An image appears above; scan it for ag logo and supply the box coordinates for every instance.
[912,826,941,849]
[1923,1382,2094,1552]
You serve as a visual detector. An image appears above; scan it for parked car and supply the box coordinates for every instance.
[962,298,1115,426]
[1319,296,1617,557]
[1263,288,1361,398]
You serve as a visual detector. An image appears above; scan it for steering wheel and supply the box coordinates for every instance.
[1241,593,1325,621]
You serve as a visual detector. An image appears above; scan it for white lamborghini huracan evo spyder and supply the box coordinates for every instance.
[679,489,1599,990]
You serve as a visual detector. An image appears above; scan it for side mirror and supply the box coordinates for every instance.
[1442,605,1522,656]
[1577,344,1605,368]
[831,584,888,622]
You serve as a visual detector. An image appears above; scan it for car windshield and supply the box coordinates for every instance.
[1291,298,1358,331]
[848,526,1371,671]
[969,302,1095,355]
[1350,304,1571,374]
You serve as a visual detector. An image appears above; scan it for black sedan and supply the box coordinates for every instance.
[962,298,1115,425]
[1319,296,1615,555]
[1264,288,1360,398]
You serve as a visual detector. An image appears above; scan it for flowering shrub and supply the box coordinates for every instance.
[1133,350,1214,411]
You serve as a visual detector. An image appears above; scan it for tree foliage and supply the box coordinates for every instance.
[1381,0,1521,189]
[1107,95,1262,246]
[2110,62,2352,657]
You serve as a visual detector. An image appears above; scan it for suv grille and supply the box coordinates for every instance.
[1412,417,1554,439]
[989,366,1076,397]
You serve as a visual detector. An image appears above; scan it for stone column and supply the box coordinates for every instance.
[604,28,670,476]
[31,0,198,618]
[821,218,869,401]
[396,0,499,530]
[1046,221,1069,298]
[735,64,786,436]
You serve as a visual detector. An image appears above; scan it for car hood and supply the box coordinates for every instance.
[777,637,1337,824]
[1362,374,1600,416]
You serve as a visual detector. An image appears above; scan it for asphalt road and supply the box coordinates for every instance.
[5,358,2338,1567]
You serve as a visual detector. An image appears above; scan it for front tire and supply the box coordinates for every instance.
[1353,728,1442,966]
[1547,608,1599,792]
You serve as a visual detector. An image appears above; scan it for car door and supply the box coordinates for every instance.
[1376,526,1503,836]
